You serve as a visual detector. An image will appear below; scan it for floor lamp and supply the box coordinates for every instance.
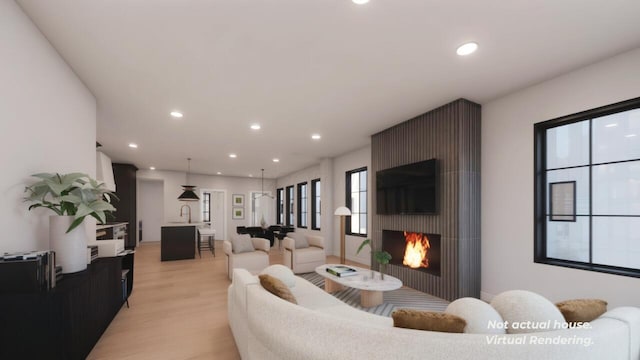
[334,207,351,264]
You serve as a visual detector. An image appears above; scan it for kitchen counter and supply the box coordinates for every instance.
[161,222,207,228]
[96,222,128,230]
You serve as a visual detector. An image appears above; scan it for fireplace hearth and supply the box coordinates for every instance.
[382,230,441,277]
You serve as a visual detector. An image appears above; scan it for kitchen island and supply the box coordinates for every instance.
[160,223,205,261]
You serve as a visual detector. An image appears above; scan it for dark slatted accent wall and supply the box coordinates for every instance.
[371,99,481,301]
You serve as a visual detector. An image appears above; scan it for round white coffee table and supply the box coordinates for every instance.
[315,264,402,307]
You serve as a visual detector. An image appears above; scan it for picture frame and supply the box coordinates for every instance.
[549,181,576,222]
[232,194,244,207]
[232,207,244,220]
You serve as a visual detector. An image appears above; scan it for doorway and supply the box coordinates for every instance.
[201,189,226,241]
[138,179,164,242]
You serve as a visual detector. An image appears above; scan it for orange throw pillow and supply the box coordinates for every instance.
[392,309,466,333]
[259,274,297,304]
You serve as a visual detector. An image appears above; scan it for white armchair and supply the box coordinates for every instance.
[223,235,270,280]
[283,234,326,274]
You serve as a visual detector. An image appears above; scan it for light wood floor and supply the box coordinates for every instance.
[88,241,366,359]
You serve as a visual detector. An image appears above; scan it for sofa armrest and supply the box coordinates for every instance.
[307,235,324,249]
[283,237,295,251]
[252,237,270,253]
[223,240,233,256]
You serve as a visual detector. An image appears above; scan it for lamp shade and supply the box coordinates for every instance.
[178,185,200,201]
[334,206,351,216]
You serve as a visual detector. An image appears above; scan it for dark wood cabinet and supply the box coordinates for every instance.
[161,226,196,261]
[0,255,133,359]
[112,163,138,249]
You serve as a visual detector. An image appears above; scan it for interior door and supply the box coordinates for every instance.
[138,179,163,242]
[210,191,225,240]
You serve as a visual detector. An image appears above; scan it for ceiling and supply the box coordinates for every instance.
[17,0,640,178]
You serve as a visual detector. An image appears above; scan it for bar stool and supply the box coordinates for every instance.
[197,226,216,257]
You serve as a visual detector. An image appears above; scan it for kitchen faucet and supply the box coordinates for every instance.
[180,204,192,223]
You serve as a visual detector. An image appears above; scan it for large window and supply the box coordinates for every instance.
[311,178,321,230]
[297,182,308,228]
[534,97,640,277]
[202,192,211,222]
[286,185,294,226]
[346,167,367,236]
[276,188,284,225]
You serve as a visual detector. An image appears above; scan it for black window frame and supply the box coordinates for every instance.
[311,178,321,230]
[276,188,284,225]
[534,96,640,278]
[346,167,368,237]
[297,182,308,228]
[286,185,294,227]
[202,192,211,222]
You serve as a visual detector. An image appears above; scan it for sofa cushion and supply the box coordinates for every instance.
[261,264,296,288]
[259,274,297,304]
[490,290,565,334]
[556,299,608,323]
[295,247,324,264]
[232,234,255,253]
[289,233,309,249]
[445,297,506,334]
[392,309,466,333]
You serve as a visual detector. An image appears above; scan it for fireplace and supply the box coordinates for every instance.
[382,230,441,277]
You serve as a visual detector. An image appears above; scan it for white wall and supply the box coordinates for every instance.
[137,170,276,241]
[332,146,372,265]
[482,47,640,308]
[0,1,96,253]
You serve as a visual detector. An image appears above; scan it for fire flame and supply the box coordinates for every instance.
[402,232,430,269]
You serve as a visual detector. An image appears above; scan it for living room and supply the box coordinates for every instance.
[1,0,639,359]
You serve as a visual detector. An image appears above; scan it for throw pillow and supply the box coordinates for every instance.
[445,297,506,334]
[392,309,466,333]
[259,274,298,304]
[490,290,565,334]
[260,264,296,288]
[231,234,255,254]
[289,233,309,249]
[556,299,607,323]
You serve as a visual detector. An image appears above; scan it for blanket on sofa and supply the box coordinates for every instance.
[299,272,449,317]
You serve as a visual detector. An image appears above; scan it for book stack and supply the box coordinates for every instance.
[0,250,57,293]
[326,265,358,277]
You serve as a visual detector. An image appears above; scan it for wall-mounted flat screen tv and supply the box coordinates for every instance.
[376,159,437,215]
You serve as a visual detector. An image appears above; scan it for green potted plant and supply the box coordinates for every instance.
[356,238,392,280]
[24,172,116,273]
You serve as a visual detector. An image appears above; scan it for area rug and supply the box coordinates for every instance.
[299,272,449,317]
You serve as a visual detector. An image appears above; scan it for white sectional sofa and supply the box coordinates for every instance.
[228,268,640,360]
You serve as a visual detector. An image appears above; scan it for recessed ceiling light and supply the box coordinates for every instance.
[216,171,222,175]
[250,124,261,130]
[149,166,156,170]
[605,123,618,128]
[249,174,253,177]
[272,158,280,163]
[352,0,369,4]
[311,134,321,140]
[456,42,478,56]
[229,153,237,158]
[128,143,138,148]
[170,111,183,118]
[625,134,637,138]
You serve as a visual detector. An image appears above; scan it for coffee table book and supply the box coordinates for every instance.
[326,265,358,277]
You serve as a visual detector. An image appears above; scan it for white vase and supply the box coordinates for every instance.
[50,215,88,274]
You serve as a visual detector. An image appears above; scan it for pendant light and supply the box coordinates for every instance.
[253,169,274,199]
[178,158,200,201]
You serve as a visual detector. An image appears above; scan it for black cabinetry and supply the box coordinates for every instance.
[0,255,133,359]
[113,163,138,249]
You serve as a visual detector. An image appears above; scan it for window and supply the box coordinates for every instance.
[286,185,294,226]
[276,188,284,225]
[534,97,640,277]
[202,192,211,222]
[297,182,308,228]
[346,167,367,236]
[311,178,321,230]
